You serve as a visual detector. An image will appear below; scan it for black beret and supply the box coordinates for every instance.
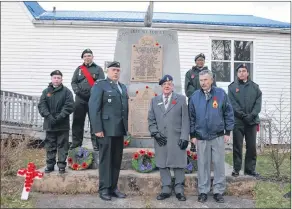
[107,61,120,68]
[81,48,93,58]
[50,70,63,77]
[159,74,173,85]
[195,53,205,61]
[236,63,248,72]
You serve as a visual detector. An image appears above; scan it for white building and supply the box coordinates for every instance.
[1,2,291,141]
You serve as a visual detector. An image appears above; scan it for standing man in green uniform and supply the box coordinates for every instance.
[38,70,74,174]
[89,61,128,201]
[184,53,217,151]
[228,63,262,177]
[71,49,105,151]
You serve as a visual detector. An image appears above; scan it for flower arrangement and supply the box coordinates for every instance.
[185,150,198,174]
[132,149,156,173]
[124,133,132,148]
[67,147,93,170]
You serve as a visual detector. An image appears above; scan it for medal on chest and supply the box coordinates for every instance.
[212,96,218,108]
[108,99,112,103]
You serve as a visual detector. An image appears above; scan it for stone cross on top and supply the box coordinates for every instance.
[17,162,44,200]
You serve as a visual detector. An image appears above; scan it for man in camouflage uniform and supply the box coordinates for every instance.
[38,70,74,174]
[71,49,105,151]
[228,63,262,177]
[184,53,217,151]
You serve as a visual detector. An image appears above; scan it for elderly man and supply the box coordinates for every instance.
[184,53,217,152]
[71,48,105,151]
[228,64,262,177]
[148,75,190,201]
[89,61,128,201]
[189,70,234,203]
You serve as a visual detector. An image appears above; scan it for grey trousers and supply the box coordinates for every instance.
[159,168,185,194]
[197,136,226,195]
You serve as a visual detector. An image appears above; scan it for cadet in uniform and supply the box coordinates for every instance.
[228,63,262,177]
[38,70,74,174]
[88,61,128,201]
[184,53,217,151]
[71,49,105,151]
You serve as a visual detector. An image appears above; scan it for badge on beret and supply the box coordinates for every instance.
[166,77,170,81]
[191,74,195,79]
[236,88,239,93]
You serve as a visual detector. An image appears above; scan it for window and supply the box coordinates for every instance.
[211,39,254,82]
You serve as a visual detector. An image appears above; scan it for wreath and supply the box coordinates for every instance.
[67,147,93,170]
[185,150,198,174]
[124,133,132,148]
[132,149,156,173]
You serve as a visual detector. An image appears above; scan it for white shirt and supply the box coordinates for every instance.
[163,92,172,109]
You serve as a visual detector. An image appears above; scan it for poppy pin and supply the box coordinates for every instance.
[236,88,239,93]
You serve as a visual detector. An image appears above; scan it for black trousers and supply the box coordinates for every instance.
[71,98,98,149]
[98,136,124,193]
[233,123,257,173]
[45,131,69,169]
[187,98,196,152]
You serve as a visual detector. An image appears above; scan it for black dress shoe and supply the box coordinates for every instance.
[59,168,65,174]
[99,193,111,201]
[198,193,207,203]
[45,167,54,173]
[176,193,186,201]
[156,193,171,200]
[244,171,260,177]
[111,189,126,198]
[213,193,224,203]
[231,170,239,177]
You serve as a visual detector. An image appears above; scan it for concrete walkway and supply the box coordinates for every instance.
[35,193,255,208]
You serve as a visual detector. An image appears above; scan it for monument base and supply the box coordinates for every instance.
[129,137,154,148]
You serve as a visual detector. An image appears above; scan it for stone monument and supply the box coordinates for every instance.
[113,28,181,147]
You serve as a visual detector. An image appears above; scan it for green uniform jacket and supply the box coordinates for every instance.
[71,62,105,103]
[184,66,217,98]
[88,78,129,136]
[228,78,262,125]
[38,83,74,131]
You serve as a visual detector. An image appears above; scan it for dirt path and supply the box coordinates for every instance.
[34,193,255,208]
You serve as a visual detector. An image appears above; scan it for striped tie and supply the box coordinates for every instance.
[165,96,169,106]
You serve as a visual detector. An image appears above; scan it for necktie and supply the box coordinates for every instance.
[165,96,169,106]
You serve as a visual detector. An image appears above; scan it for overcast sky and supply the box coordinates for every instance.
[39,1,291,23]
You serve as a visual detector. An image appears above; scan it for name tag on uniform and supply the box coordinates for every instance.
[158,102,163,105]
[108,99,112,103]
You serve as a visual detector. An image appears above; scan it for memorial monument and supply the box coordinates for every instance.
[113,3,182,147]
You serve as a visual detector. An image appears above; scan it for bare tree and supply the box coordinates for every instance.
[261,90,291,179]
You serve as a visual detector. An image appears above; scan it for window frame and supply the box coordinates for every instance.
[208,37,256,84]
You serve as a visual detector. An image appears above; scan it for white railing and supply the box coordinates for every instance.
[0,90,91,137]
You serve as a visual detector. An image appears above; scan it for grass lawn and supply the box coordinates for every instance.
[1,142,46,209]
[225,151,291,208]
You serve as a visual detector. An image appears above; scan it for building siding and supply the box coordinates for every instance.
[1,2,291,142]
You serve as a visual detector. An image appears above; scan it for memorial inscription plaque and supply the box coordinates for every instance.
[128,87,156,138]
[131,35,163,82]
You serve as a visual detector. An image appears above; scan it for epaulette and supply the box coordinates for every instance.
[94,79,106,84]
